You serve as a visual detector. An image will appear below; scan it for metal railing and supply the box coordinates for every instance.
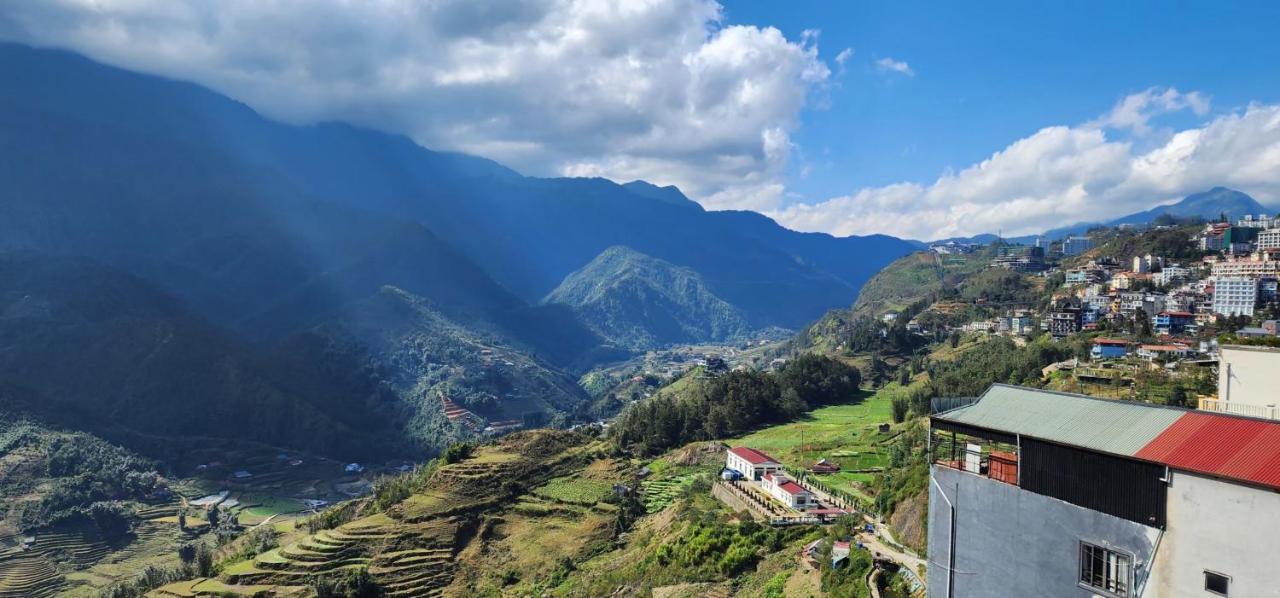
[1199,398,1279,420]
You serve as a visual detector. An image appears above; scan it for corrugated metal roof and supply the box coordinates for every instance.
[1135,412,1280,491]
[933,384,1185,457]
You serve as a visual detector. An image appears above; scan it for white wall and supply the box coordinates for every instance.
[1218,345,1280,409]
[1148,471,1280,597]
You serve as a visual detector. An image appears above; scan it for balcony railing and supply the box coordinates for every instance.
[1199,398,1279,420]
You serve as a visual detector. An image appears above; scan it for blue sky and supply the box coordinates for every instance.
[4,0,1280,239]
[724,0,1280,202]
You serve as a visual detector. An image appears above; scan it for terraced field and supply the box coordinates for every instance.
[162,430,606,597]
[0,548,63,597]
[640,474,697,513]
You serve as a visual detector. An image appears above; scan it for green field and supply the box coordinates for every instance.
[731,388,898,493]
[532,476,615,506]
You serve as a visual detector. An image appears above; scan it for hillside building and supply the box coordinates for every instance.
[929,384,1280,598]
[994,244,1047,272]
[1091,338,1130,360]
[760,472,816,510]
[725,447,783,481]
[1062,236,1094,256]
[1212,276,1258,316]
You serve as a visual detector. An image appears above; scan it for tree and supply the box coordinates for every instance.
[194,542,214,577]
[949,332,961,349]
[891,396,909,423]
[205,507,219,528]
[177,542,196,565]
[177,511,186,530]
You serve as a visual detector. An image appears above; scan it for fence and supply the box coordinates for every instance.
[1199,398,1279,420]
[782,465,875,517]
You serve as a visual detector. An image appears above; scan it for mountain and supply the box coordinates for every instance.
[0,253,400,459]
[932,187,1271,245]
[0,43,915,334]
[1108,187,1267,226]
[545,246,752,350]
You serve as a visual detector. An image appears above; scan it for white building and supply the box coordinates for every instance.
[1258,228,1280,251]
[1153,264,1190,287]
[1211,345,1280,420]
[760,472,816,510]
[1213,276,1258,316]
[1212,255,1280,278]
[725,447,783,481]
[1237,214,1277,229]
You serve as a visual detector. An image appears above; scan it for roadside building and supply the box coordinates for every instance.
[1212,276,1258,316]
[725,447,783,481]
[760,472,816,510]
[928,384,1280,598]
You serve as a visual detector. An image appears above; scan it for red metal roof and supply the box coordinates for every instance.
[729,446,780,465]
[778,481,810,496]
[1094,338,1129,346]
[1135,412,1280,491]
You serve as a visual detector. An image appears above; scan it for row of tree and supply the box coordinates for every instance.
[611,354,862,455]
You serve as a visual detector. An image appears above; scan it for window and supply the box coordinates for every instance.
[1205,571,1230,596]
[1079,542,1131,597]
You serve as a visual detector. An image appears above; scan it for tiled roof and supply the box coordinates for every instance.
[729,446,780,465]
[777,481,809,496]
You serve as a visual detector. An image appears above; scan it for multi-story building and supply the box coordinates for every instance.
[1064,267,1106,286]
[1211,254,1280,278]
[1049,307,1082,337]
[929,384,1280,598]
[1152,311,1194,335]
[725,447,783,481]
[1212,276,1258,316]
[1090,338,1129,360]
[1153,264,1190,287]
[1258,228,1280,251]
[1237,214,1277,229]
[994,244,1047,272]
[1062,236,1094,256]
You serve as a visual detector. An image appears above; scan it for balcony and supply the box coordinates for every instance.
[931,427,1020,486]
[1199,398,1279,420]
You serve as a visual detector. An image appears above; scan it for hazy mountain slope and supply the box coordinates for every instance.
[545,246,752,350]
[0,253,399,459]
[291,287,590,453]
[0,44,609,370]
[0,43,915,331]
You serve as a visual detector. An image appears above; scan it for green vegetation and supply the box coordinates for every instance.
[544,246,752,350]
[533,477,615,506]
[612,354,862,455]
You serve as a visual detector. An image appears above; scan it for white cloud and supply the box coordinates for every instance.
[770,99,1280,240]
[0,0,830,207]
[835,47,854,66]
[1088,87,1211,135]
[875,57,913,76]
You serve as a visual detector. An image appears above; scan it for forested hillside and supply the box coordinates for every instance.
[545,246,752,350]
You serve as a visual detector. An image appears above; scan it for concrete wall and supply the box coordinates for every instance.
[928,465,1160,598]
[1218,345,1280,409]
[1147,471,1280,597]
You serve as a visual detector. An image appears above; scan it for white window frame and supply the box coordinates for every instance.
[1077,541,1133,598]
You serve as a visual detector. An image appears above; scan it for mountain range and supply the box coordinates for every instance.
[933,187,1272,245]
[0,43,917,459]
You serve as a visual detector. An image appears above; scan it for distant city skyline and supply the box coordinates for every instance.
[4,1,1279,239]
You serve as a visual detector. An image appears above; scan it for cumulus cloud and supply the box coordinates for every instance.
[770,96,1280,240]
[875,57,914,76]
[0,0,829,205]
[1088,87,1211,135]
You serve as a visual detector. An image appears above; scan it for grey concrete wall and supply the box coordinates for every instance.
[928,465,1160,598]
[1147,471,1280,597]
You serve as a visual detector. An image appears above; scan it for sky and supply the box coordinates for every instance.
[2,0,1279,240]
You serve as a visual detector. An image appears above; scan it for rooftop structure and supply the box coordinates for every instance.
[929,384,1280,598]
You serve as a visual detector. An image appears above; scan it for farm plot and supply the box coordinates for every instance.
[531,476,614,506]
[640,474,696,513]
